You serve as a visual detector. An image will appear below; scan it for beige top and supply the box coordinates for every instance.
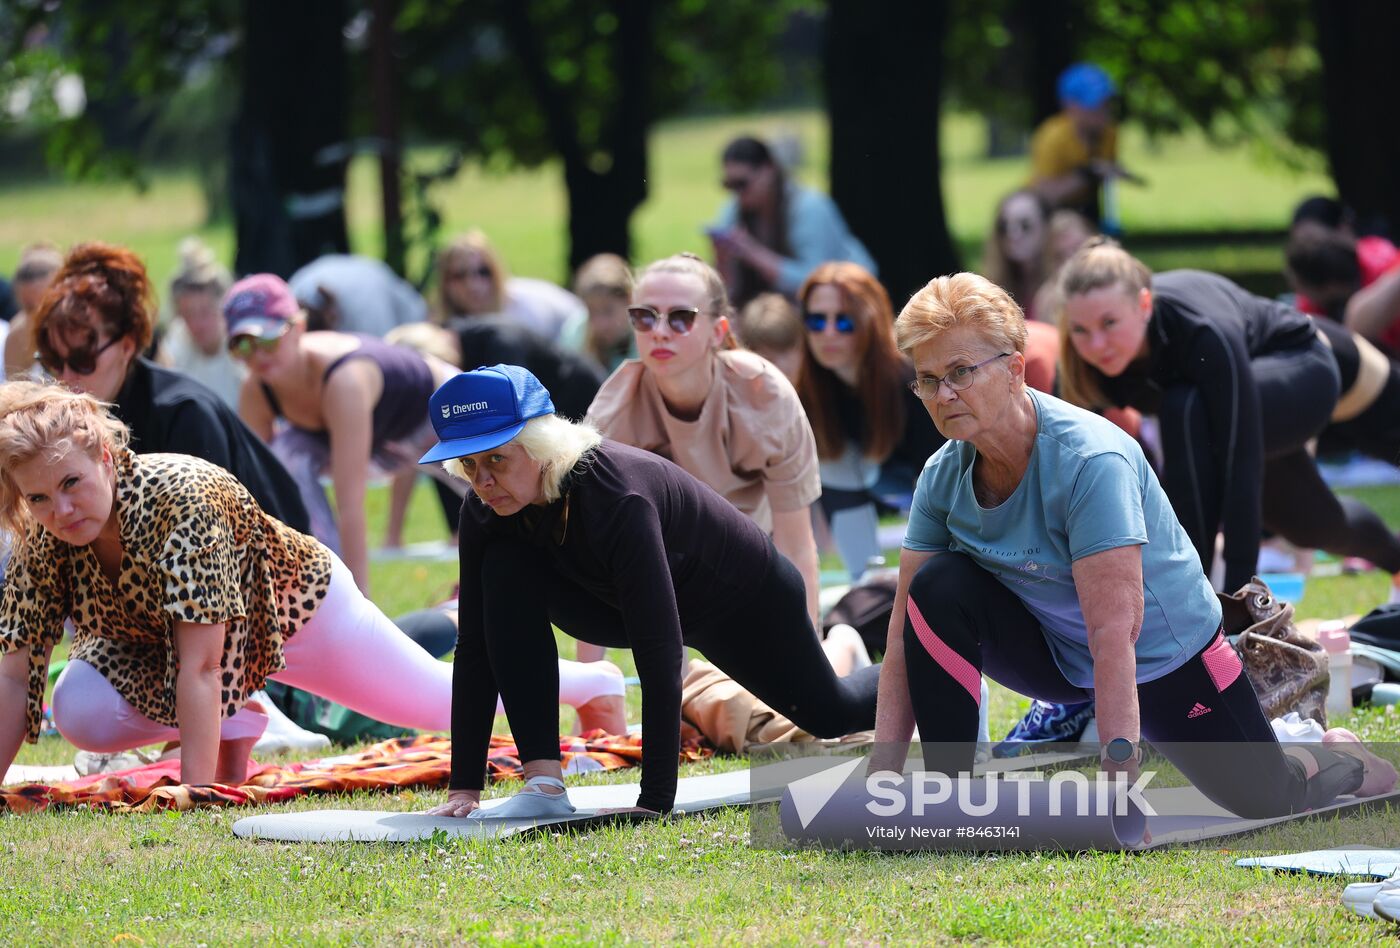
[586,349,821,531]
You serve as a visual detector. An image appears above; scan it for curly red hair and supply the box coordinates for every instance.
[32,243,155,365]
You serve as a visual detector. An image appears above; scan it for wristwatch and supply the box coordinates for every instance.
[1101,737,1140,765]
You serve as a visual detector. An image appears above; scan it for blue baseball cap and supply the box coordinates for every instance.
[1057,62,1115,109]
[418,364,556,464]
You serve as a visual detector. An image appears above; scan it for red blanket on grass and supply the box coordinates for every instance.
[0,732,712,814]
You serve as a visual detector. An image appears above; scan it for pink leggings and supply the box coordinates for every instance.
[52,554,624,753]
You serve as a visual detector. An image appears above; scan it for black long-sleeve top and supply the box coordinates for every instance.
[1098,270,1317,590]
[113,358,311,534]
[452,440,774,812]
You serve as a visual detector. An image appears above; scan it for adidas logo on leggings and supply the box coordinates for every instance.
[1187,702,1212,719]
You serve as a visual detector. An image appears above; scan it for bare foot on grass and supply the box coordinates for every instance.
[1324,727,1399,797]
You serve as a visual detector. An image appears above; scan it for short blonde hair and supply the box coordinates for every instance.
[385,322,462,367]
[735,293,802,354]
[0,380,130,549]
[169,237,231,299]
[573,253,632,300]
[1054,238,1154,410]
[895,272,1028,357]
[443,414,602,504]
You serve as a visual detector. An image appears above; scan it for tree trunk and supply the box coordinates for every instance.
[500,0,652,277]
[1022,0,1077,128]
[372,0,406,276]
[231,0,351,277]
[1314,1,1400,236]
[825,0,959,305]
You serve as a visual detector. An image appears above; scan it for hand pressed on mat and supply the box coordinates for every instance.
[427,789,481,818]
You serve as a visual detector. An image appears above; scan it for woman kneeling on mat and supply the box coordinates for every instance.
[0,382,622,786]
[872,273,1394,818]
[422,365,882,818]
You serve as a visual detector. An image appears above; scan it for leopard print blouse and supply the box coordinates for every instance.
[0,451,332,743]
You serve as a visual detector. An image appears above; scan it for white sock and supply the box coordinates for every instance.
[251,691,332,753]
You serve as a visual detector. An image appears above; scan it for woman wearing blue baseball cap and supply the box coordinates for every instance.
[421,364,882,818]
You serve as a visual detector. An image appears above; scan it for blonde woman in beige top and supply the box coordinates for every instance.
[586,253,822,638]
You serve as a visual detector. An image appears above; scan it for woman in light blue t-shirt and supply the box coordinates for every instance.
[870,272,1394,818]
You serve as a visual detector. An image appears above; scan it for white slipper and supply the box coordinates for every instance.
[1344,876,1400,919]
[467,775,575,820]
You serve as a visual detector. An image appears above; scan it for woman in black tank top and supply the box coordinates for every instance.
[223,274,457,595]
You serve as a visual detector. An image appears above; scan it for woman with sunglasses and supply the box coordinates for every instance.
[0,381,623,788]
[436,231,587,347]
[708,136,876,307]
[29,243,309,533]
[1058,238,1400,597]
[795,262,944,580]
[980,190,1055,321]
[228,274,459,596]
[421,365,881,818]
[585,253,823,631]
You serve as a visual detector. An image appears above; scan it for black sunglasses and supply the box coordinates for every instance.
[627,305,700,335]
[41,334,124,376]
[996,216,1038,237]
[447,266,493,281]
[722,176,752,193]
[803,311,856,334]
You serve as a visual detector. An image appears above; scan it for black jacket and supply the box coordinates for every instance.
[112,359,311,533]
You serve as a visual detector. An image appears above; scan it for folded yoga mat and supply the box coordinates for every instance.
[232,769,754,842]
[1235,847,1400,878]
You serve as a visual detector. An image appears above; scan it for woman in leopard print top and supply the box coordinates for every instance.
[0,381,460,786]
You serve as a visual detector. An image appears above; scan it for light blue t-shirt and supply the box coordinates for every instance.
[904,389,1221,687]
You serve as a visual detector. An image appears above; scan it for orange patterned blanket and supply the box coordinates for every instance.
[0,732,712,814]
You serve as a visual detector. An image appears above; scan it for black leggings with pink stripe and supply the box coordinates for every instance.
[903,553,1362,818]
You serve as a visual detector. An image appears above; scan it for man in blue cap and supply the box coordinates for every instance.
[1029,62,1136,221]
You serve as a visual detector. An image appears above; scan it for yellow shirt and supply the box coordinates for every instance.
[1029,112,1119,183]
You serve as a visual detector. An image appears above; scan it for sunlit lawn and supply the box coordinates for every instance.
[0,109,1330,294]
[2,109,1389,944]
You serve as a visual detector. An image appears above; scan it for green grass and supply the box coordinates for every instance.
[9,481,1400,943]
[0,109,1331,296]
[0,109,1384,944]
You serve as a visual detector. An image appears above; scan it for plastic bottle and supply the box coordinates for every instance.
[1317,621,1353,718]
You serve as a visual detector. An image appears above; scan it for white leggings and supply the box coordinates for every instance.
[52,554,625,753]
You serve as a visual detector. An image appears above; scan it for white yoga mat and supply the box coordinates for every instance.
[232,769,752,843]
[1236,846,1400,878]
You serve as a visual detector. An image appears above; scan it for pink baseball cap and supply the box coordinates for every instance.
[222,273,300,338]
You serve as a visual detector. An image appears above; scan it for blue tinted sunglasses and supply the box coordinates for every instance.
[803,311,856,334]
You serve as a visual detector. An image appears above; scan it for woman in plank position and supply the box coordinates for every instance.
[0,382,623,785]
[422,365,882,818]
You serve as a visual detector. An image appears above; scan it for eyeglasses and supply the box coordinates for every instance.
[228,327,290,360]
[909,352,1011,399]
[722,176,752,193]
[803,311,856,334]
[627,305,700,335]
[446,266,493,282]
[41,334,124,376]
